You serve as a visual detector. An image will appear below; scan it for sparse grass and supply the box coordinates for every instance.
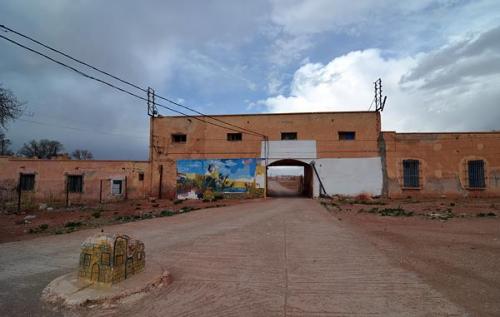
[477,212,497,217]
[378,207,414,217]
[64,221,82,228]
[29,223,49,234]
[159,210,176,217]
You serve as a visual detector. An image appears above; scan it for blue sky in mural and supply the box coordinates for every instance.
[177,159,257,179]
[1,1,500,159]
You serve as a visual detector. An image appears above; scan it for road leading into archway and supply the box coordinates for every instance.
[0,198,464,316]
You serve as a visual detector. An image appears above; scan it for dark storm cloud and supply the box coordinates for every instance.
[0,0,270,159]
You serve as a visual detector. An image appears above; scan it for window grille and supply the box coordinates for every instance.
[67,175,83,193]
[281,132,297,140]
[227,133,242,141]
[112,179,123,195]
[338,131,356,140]
[171,134,187,143]
[468,160,485,188]
[19,174,35,191]
[403,159,420,188]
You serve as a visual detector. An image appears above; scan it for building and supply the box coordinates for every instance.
[150,111,500,199]
[1,110,499,206]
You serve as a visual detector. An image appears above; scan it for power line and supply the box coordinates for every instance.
[0,24,267,138]
[0,33,265,137]
[17,118,149,139]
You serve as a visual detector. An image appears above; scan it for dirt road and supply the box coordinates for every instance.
[0,198,464,316]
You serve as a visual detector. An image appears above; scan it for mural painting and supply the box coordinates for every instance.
[176,158,265,199]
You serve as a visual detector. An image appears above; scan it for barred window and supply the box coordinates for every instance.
[67,175,83,193]
[112,179,123,195]
[281,132,297,140]
[171,134,187,143]
[338,131,356,140]
[227,133,242,141]
[403,159,420,188]
[20,174,35,191]
[468,160,485,188]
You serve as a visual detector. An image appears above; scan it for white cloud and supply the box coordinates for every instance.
[262,25,500,132]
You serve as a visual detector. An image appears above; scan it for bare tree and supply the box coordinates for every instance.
[18,139,64,159]
[0,133,14,156]
[72,149,93,160]
[0,85,23,130]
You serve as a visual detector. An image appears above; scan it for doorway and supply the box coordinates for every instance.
[267,159,313,197]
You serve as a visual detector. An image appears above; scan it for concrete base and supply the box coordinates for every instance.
[41,260,171,309]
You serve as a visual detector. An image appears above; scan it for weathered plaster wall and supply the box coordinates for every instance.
[383,132,500,198]
[312,157,384,197]
[0,157,149,204]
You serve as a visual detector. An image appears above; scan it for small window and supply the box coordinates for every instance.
[112,179,123,195]
[227,133,242,141]
[101,253,110,266]
[281,132,297,140]
[83,253,91,267]
[403,160,420,188]
[468,160,485,188]
[171,134,187,143]
[138,172,144,181]
[19,174,35,191]
[338,131,356,140]
[67,175,83,193]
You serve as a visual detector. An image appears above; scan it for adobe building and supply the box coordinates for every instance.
[1,110,499,206]
[149,111,500,199]
[0,157,149,206]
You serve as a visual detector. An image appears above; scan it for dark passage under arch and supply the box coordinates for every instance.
[266,159,313,198]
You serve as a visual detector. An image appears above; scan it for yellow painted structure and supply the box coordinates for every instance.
[78,233,145,285]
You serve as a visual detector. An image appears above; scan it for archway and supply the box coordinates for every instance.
[267,159,313,198]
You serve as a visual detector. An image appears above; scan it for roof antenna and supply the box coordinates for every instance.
[374,78,387,112]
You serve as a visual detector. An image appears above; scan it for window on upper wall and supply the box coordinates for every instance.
[67,175,83,193]
[281,132,297,140]
[338,131,356,140]
[227,133,242,141]
[171,134,187,143]
[403,159,420,188]
[19,173,35,191]
[468,160,486,188]
[138,172,144,181]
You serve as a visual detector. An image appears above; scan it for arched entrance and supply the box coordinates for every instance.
[267,159,313,197]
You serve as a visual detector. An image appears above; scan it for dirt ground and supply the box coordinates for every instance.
[323,197,500,316]
[0,197,258,243]
[0,197,499,316]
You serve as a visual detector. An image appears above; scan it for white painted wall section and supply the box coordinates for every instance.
[261,140,317,160]
[313,157,383,197]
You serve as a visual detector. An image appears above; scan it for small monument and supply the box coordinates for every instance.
[78,233,145,285]
[42,233,170,309]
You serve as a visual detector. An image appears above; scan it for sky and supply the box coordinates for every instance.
[1,0,499,160]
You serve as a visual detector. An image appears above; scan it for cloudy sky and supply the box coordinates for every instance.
[1,0,499,160]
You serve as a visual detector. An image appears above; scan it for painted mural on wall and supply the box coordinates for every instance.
[176,158,265,199]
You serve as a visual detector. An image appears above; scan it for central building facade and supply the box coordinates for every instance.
[149,111,384,199]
